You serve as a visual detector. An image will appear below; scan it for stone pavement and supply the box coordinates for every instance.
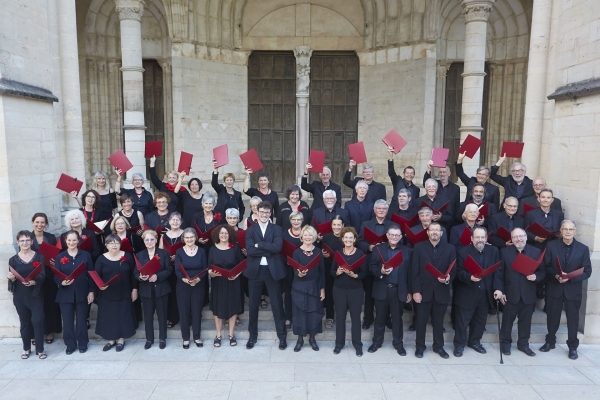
[0,338,599,400]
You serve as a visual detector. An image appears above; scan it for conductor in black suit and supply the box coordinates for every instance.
[494,228,545,356]
[411,222,456,359]
[244,201,287,350]
[540,220,592,360]
[453,227,500,357]
[368,225,412,356]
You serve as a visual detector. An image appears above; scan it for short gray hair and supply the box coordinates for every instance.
[321,166,331,175]
[510,162,527,173]
[355,179,369,191]
[418,207,433,215]
[323,189,337,199]
[289,210,304,222]
[363,163,374,172]
[202,192,216,205]
[249,196,262,205]
[374,199,389,209]
[464,204,479,213]
[560,219,576,229]
[64,209,87,229]
[476,166,490,175]
[225,208,240,218]
[398,188,411,197]
[424,178,438,189]
[131,172,144,181]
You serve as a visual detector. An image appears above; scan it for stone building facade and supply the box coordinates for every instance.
[0,0,599,341]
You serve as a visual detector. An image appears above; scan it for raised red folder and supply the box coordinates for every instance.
[282,240,301,259]
[88,271,121,288]
[38,242,61,267]
[108,150,133,174]
[213,144,229,168]
[363,227,388,246]
[177,151,193,175]
[425,260,456,280]
[464,255,501,279]
[56,173,84,195]
[240,148,264,172]
[511,250,545,276]
[178,263,208,280]
[334,252,367,272]
[210,260,247,279]
[382,130,408,154]
[10,264,43,283]
[555,256,584,280]
[134,255,162,277]
[458,135,483,159]
[526,222,559,239]
[312,218,333,236]
[431,148,450,168]
[145,141,163,158]
[420,200,450,215]
[287,254,321,272]
[308,150,326,173]
[348,142,367,164]
[376,247,404,270]
[391,213,419,229]
[50,262,86,281]
[501,141,524,158]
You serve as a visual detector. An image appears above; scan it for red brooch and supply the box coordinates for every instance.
[32,261,41,268]
[228,243,234,249]
[81,235,87,240]
[60,257,69,265]
[297,205,302,211]
[120,256,127,262]
[214,213,222,222]
[154,255,160,260]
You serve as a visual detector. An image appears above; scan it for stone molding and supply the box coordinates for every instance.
[547,78,600,101]
[461,1,495,23]
[120,66,145,72]
[0,78,58,103]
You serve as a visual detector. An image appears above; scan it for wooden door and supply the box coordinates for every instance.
[248,52,296,193]
[309,52,359,197]
[143,60,165,181]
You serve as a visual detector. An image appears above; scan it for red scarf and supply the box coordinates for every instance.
[164,183,186,193]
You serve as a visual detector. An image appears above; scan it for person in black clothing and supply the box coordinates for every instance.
[455,153,500,207]
[302,162,342,210]
[116,194,145,233]
[418,178,454,233]
[61,210,102,262]
[150,156,181,212]
[159,213,185,329]
[8,230,46,359]
[423,161,460,222]
[410,208,448,243]
[242,196,262,230]
[208,225,245,347]
[456,183,495,227]
[494,228,544,356]
[322,216,345,330]
[344,161,387,203]
[54,230,95,354]
[312,189,351,232]
[344,180,374,232]
[94,234,139,352]
[490,156,534,201]
[110,215,142,254]
[281,211,304,329]
[540,220,592,360]
[135,230,172,350]
[387,146,419,208]
[244,170,280,218]
[330,226,367,356]
[449,204,481,251]
[115,171,155,216]
[525,189,564,251]
[453,227,500,357]
[191,192,222,255]
[91,171,118,216]
[212,162,245,218]
[389,188,418,223]
[277,184,311,232]
[488,196,524,250]
[411,222,457,359]
[291,226,325,352]
[224,208,247,328]
[368,225,412,356]
[78,189,112,242]
[175,172,204,228]
[518,177,563,217]
[145,192,173,232]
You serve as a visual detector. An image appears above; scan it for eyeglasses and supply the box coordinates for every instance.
[17,239,32,243]
[511,169,524,173]
[258,211,271,215]
[505,204,518,208]
[387,233,402,237]
[86,195,96,199]
[511,234,527,239]
[144,238,156,242]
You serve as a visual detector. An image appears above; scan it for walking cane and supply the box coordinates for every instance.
[496,300,503,364]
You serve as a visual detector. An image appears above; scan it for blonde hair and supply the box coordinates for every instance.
[300,225,318,242]
[141,230,158,241]
[110,215,131,233]
[92,171,111,191]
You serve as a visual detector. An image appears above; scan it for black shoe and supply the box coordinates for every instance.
[159,340,166,350]
[102,342,116,352]
[368,344,380,353]
[246,339,256,349]
[453,347,463,357]
[279,340,287,350]
[333,346,342,354]
[195,340,203,348]
[539,343,555,352]
[518,347,536,357]
[294,338,303,352]
[408,324,416,331]
[362,322,371,330]
[144,341,153,350]
[436,349,450,359]
[404,303,413,311]
[115,342,125,352]
[183,342,190,349]
[66,348,75,355]
[396,346,406,356]
[356,348,363,357]
[79,348,87,354]
[501,347,511,356]
[569,349,578,360]
[467,344,487,354]
[308,337,319,351]
[415,349,424,358]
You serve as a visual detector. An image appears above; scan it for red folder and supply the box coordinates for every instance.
[501,141,524,158]
[88,271,121,288]
[382,130,407,154]
[477,203,489,221]
[162,237,184,256]
[282,239,301,259]
[555,256,584,280]
[431,148,450,168]
[240,148,264,172]
[38,242,61,267]
[376,247,404,270]
[56,173,84,195]
[322,243,336,257]
[247,219,254,228]
[425,260,456,279]
[334,251,367,272]
[86,218,112,233]
[134,255,162,277]
[458,135,483,159]
[79,235,93,252]
[50,262,86,281]
[128,225,142,234]
[363,227,388,246]
[404,228,429,246]
[523,203,536,217]
[459,227,472,246]
[511,250,545,276]
[120,238,134,253]
[194,222,218,242]
[177,151,193,175]
[10,264,43,283]
[213,144,229,168]
[308,150,326,173]
[108,150,133,174]
[210,260,247,279]
[464,255,501,279]
[312,218,333,236]
[178,263,207,280]
[236,230,246,249]
[420,200,450,215]
[287,254,321,271]
[145,141,163,158]
[391,213,419,229]
[348,142,367,164]
[526,222,559,239]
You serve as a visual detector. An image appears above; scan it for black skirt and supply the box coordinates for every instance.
[210,277,243,319]
[291,280,324,336]
[95,298,139,340]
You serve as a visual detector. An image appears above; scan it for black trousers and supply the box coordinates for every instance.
[323,271,335,320]
[546,295,581,349]
[142,291,168,342]
[176,282,205,341]
[363,275,375,324]
[248,265,286,340]
[282,266,293,321]
[333,286,363,349]
[453,291,488,348]
[167,273,179,324]
[59,301,89,350]
[14,297,44,353]
[373,286,405,348]
[500,300,535,349]
[415,299,447,352]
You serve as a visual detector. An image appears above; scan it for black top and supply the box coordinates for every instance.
[116,187,154,216]
[212,172,245,218]
[300,177,342,210]
[344,198,374,232]
[174,247,208,280]
[8,252,45,298]
[312,206,350,227]
[488,211,525,249]
[98,191,118,217]
[457,200,496,226]
[369,243,412,301]
[208,245,243,273]
[455,162,500,207]
[343,171,387,203]
[357,218,394,254]
[422,172,460,220]
[524,207,564,250]
[388,160,419,208]
[276,201,311,232]
[494,245,544,305]
[118,209,141,230]
[292,248,326,292]
[244,187,279,218]
[490,165,534,201]
[31,232,58,283]
[53,249,94,303]
[145,210,172,232]
[60,229,102,262]
[177,190,204,228]
[94,253,138,301]
[192,213,221,249]
[518,194,563,218]
[330,248,367,290]
[133,248,172,298]
[150,167,179,213]
[416,194,455,228]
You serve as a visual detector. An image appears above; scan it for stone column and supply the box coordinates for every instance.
[522,0,554,178]
[434,63,451,149]
[294,46,312,181]
[458,0,495,176]
[115,0,146,182]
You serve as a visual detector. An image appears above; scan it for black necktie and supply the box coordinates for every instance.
[508,217,514,232]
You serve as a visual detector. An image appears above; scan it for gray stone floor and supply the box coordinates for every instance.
[1,338,599,400]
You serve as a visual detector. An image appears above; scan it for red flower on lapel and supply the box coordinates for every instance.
[297,205,302,211]
[120,256,127,262]
[214,213,222,222]
[60,257,69,265]
[32,261,41,268]
[228,243,234,249]
[154,255,160,260]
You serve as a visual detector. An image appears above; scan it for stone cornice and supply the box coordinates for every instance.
[0,78,58,103]
[548,78,600,101]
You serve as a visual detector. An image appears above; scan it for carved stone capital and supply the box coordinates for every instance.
[437,63,451,78]
[461,1,494,23]
[115,0,145,22]
[294,46,312,95]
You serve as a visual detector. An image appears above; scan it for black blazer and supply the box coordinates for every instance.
[410,224,448,244]
[457,201,496,227]
[116,187,154,216]
[343,171,387,203]
[244,222,286,281]
[144,210,172,232]
[312,206,350,227]
[54,250,94,303]
[544,239,592,301]
[455,244,500,310]
[494,245,544,305]
[300,177,342,210]
[488,211,525,249]
[524,207,564,249]
[518,194,563,218]
[133,248,172,298]
[449,222,477,252]
[410,240,456,304]
[357,218,395,254]
[387,160,419,208]
[455,162,500,207]
[344,198,374,232]
[369,243,412,303]
[211,172,246,218]
[422,172,461,220]
[416,194,454,227]
[490,165,534,200]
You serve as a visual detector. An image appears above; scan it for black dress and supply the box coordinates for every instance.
[94,253,139,340]
[163,233,182,325]
[291,248,326,336]
[281,230,302,322]
[244,188,280,218]
[31,232,62,336]
[321,233,345,321]
[98,191,117,217]
[177,191,204,228]
[208,245,244,319]
[117,209,141,230]
[174,247,208,341]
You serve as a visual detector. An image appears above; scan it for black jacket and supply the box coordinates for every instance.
[494,245,544,305]
[490,165,534,200]
[518,194,563,218]
[343,171,387,203]
[455,244,500,310]
[133,248,172,298]
[54,250,95,303]
[387,160,419,208]
[370,243,412,302]
[417,194,454,228]
[244,222,285,281]
[312,206,350,227]
[422,172,461,220]
[544,239,592,301]
[116,188,154,216]
[457,201,496,227]
[524,207,564,250]
[211,172,246,218]
[488,211,525,249]
[344,198,374,232]
[449,222,477,252]
[300,177,342,210]
[455,162,500,208]
[410,240,456,304]
[357,218,394,254]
